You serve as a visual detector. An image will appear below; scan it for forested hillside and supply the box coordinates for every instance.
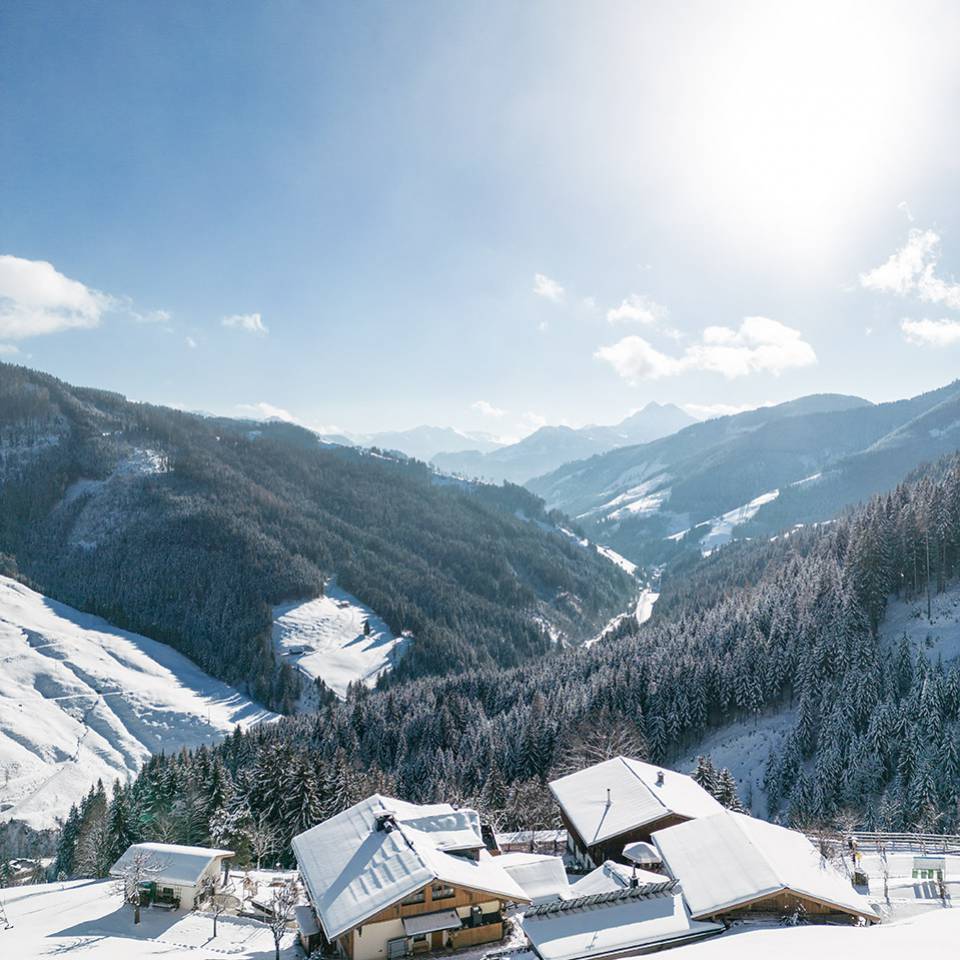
[0,365,635,708]
[528,382,960,566]
[50,453,960,874]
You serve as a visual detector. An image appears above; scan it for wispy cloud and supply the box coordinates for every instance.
[185,336,197,349]
[0,343,20,355]
[901,317,960,347]
[0,254,112,340]
[471,399,507,418]
[222,312,269,335]
[860,228,960,310]
[235,401,295,421]
[596,316,816,382]
[606,293,666,325]
[532,273,565,303]
[683,401,770,420]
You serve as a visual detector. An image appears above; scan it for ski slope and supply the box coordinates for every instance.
[0,576,275,831]
[272,582,411,699]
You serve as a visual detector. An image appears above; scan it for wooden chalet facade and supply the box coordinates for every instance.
[292,795,530,960]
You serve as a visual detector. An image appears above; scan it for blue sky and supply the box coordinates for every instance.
[2,1,960,439]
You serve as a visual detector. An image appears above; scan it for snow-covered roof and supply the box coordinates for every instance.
[522,885,722,960]
[497,853,570,903]
[652,811,880,921]
[622,841,661,865]
[548,757,723,846]
[292,794,530,940]
[109,843,234,887]
[571,860,666,896]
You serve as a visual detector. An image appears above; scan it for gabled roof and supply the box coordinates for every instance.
[652,810,880,921]
[292,794,530,940]
[548,758,723,846]
[497,852,570,903]
[522,883,722,960]
[109,842,234,887]
[571,860,666,896]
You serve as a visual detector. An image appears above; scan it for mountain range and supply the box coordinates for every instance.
[431,402,696,483]
[0,364,636,710]
[527,380,960,565]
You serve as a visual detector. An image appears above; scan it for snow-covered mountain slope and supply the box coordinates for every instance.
[878,581,960,663]
[273,582,411,700]
[0,576,275,830]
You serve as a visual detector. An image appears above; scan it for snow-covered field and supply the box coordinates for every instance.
[1,879,298,959]
[272,581,411,699]
[0,576,275,831]
[664,908,959,958]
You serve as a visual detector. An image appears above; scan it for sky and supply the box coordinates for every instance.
[2,0,960,441]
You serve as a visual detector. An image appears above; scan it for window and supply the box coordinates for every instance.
[431,883,455,901]
[402,889,426,906]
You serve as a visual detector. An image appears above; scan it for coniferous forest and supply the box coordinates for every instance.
[47,453,960,876]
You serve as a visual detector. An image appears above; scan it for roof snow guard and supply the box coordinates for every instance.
[292,795,530,941]
[525,880,679,918]
[548,757,723,846]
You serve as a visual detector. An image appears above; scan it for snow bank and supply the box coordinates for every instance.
[272,581,411,699]
[0,576,275,830]
[879,580,960,664]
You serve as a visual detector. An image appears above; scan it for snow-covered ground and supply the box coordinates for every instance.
[1,879,298,959]
[272,581,411,700]
[698,489,780,554]
[0,576,275,831]
[585,588,659,649]
[879,581,960,664]
[663,908,960,958]
[674,709,796,818]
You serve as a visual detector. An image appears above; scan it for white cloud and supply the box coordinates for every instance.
[131,308,172,325]
[901,317,960,347]
[0,255,112,340]
[595,316,816,382]
[235,401,295,422]
[185,336,197,349]
[0,343,19,355]
[533,273,565,303]
[222,312,268,335]
[860,228,960,310]
[521,411,547,431]
[606,293,666,325]
[471,400,507,418]
[683,401,770,420]
[537,319,549,333]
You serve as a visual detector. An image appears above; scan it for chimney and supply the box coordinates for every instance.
[630,863,638,889]
[656,770,664,787]
[375,811,397,833]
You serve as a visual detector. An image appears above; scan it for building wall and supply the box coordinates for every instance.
[352,918,406,960]
[562,810,689,869]
[707,891,865,923]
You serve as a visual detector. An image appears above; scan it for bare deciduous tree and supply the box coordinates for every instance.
[111,851,162,925]
[266,879,299,960]
[249,815,277,871]
[198,875,231,938]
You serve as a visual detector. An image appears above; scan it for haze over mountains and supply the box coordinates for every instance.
[528,380,960,565]
[431,402,696,483]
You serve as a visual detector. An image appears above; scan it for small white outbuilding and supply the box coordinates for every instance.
[109,842,235,910]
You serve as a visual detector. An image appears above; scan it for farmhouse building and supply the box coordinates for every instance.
[549,757,722,868]
[652,810,880,923]
[292,795,530,960]
[109,842,234,911]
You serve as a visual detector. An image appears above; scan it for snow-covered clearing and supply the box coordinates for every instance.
[663,908,959,958]
[879,581,960,664]
[0,576,275,831]
[699,489,780,554]
[1,879,298,959]
[272,581,411,700]
[594,544,638,576]
[674,708,796,818]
